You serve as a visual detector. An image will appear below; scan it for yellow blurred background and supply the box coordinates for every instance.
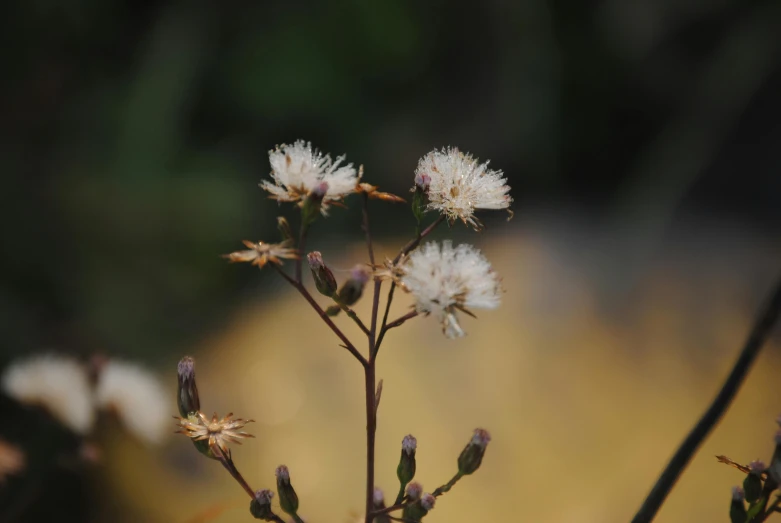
[96,224,781,523]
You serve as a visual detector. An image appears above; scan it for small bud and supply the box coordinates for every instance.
[301,182,328,225]
[414,173,431,191]
[373,487,385,508]
[402,491,435,522]
[177,356,200,417]
[250,489,275,521]
[275,465,300,516]
[749,460,766,476]
[307,252,338,297]
[730,486,747,523]
[327,265,371,316]
[457,428,491,476]
[405,481,422,502]
[277,216,293,241]
[411,178,429,226]
[743,472,763,503]
[397,434,417,488]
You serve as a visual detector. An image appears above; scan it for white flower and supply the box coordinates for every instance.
[414,146,512,230]
[1,354,95,434]
[400,241,502,338]
[94,360,169,445]
[260,140,360,213]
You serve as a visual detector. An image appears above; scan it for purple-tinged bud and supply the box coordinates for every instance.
[749,460,766,476]
[402,489,435,522]
[405,481,422,502]
[327,265,371,316]
[373,487,385,508]
[420,493,435,511]
[457,428,491,476]
[743,463,763,502]
[277,216,293,241]
[250,489,275,520]
[730,486,747,523]
[307,252,337,297]
[414,173,431,191]
[397,434,417,488]
[275,465,299,517]
[177,356,200,417]
[411,175,429,225]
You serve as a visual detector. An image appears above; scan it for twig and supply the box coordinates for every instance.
[336,301,372,337]
[295,219,308,283]
[362,193,379,523]
[274,265,368,366]
[631,276,781,523]
[393,215,445,264]
[212,445,255,499]
[376,311,419,351]
[371,472,463,517]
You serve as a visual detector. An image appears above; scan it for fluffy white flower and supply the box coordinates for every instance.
[414,147,512,229]
[400,241,502,338]
[1,354,95,434]
[260,140,360,213]
[94,360,169,445]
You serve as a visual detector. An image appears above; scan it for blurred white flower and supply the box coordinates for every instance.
[414,147,512,229]
[260,140,360,214]
[95,360,169,445]
[0,354,95,434]
[401,241,502,338]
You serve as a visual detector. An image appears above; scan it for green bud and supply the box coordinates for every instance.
[301,182,328,226]
[332,265,371,313]
[277,216,293,241]
[743,461,765,503]
[411,175,429,227]
[307,252,338,297]
[177,356,200,417]
[397,434,417,486]
[457,428,490,476]
[730,486,747,523]
[275,465,300,517]
[402,493,435,522]
[250,489,275,521]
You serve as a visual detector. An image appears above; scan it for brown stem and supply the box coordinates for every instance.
[379,282,397,334]
[295,219,308,283]
[376,310,419,352]
[370,471,462,517]
[631,276,781,523]
[274,265,368,366]
[393,215,445,264]
[336,301,371,337]
[212,445,255,499]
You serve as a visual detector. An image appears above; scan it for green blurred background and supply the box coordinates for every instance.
[1,0,781,521]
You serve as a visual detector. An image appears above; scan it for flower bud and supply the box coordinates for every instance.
[327,265,371,315]
[275,465,300,517]
[301,182,328,225]
[250,489,275,521]
[730,486,747,523]
[396,434,417,487]
[743,469,763,503]
[277,216,293,241]
[457,428,490,476]
[177,356,200,417]
[405,481,422,502]
[411,177,429,226]
[307,252,337,297]
[402,492,435,522]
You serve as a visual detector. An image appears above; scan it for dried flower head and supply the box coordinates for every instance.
[260,140,360,213]
[223,239,298,269]
[276,464,291,483]
[175,411,254,455]
[400,241,502,338]
[95,360,169,445]
[471,428,492,448]
[356,182,406,203]
[414,146,512,230]
[371,256,405,285]
[1,354,95,434]
[0,439,25,484]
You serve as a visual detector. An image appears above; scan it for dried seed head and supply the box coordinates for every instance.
[223,240,299,269]
[175,411,254,457]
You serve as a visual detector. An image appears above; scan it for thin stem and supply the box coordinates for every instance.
[364,363,377,523]
[379,282,397,336]
[335,301,371,337]
[274,265,368,367]
[290,514,307,523]
[212,445,255,499]
[295,219,308,283]
[631,276,781,523]
[393,215,445,264]
[376,310,419,351]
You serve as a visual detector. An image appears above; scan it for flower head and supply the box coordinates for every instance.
[223,239,298,269]
[405,481,423,501]
[261,140,360,214]
[400,241,502,338]
[95,360,168,445]
[175,411,254,455]
[414,147,512,230]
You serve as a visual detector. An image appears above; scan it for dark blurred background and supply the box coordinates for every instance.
[1,0,780,522]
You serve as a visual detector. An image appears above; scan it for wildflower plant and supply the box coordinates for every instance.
[174,141,512,522]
